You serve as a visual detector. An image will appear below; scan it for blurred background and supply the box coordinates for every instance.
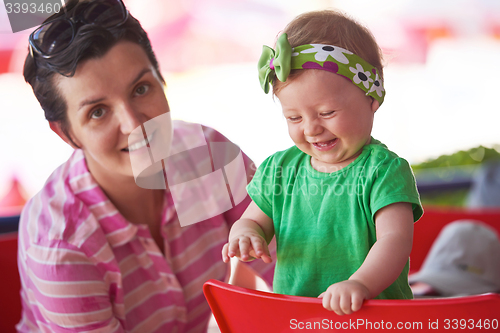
[1,0,500,208]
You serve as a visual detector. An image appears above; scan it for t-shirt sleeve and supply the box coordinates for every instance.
[370,157,423,222]
[246,154,276,219]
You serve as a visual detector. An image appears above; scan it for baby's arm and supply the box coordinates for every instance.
[222,200,274,264]
[320,202,414,315]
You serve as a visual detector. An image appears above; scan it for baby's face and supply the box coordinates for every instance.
[276,70,379,173]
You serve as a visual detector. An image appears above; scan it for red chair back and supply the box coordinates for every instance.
[0,232,22,333]
[204,279,500,333]
[410,207,500,273]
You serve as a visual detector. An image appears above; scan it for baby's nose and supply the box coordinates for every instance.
[304,119,323,137]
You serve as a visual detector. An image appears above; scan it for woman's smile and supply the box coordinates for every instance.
[123,131,154,153]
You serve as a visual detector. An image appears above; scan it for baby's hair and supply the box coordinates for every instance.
[273,10,383,95]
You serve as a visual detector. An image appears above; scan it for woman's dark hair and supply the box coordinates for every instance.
[23,0,165,147]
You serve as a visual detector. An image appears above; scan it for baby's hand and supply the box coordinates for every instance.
[318,280,370,315]
[222,232,272,264]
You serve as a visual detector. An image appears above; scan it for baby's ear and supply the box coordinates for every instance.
[370,98,380,113]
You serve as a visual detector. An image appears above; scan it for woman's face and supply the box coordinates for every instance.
[55,41,170,180]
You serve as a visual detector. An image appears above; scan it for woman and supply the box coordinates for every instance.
[17,0,274,332]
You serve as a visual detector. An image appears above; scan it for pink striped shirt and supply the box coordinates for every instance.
[17,121,274,333]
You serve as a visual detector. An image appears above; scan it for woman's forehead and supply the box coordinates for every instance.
[55,42,155,105]
[75,41,152,78]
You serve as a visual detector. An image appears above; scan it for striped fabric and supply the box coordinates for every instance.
[16,121,275,333]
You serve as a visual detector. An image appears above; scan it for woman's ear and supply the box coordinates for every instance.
[49,121,80,149]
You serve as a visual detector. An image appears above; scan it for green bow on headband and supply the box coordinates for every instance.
[257,33,385,105]
[257,34,293,94]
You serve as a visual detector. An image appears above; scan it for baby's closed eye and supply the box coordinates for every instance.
[287,116,302,122]
[320,111,335,117]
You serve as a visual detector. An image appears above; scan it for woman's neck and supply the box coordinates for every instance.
[88,161,165,227]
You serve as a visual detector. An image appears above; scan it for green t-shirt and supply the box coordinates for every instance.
[247,138,423,299]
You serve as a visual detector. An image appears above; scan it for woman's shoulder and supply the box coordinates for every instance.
[19,150,101,250]
[172,120,207,141]
[172,120,231,144]
[170,120,240,156]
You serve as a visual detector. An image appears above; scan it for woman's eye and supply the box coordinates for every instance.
[135,84,149,95]
[91,108,106,119]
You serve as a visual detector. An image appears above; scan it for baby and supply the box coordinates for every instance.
[222,10,423,315]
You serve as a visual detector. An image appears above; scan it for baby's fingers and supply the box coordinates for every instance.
[228,237,255,261]
[321,288,349,315]
[321,291,336,312]
[238,237,253,261]
[250,237,272,263]
[222,243,230,263]
[259,253,273,264]
[227,238,242,258]
[338,294,354,315]
[226,235,270,262]
[351,293,365,312]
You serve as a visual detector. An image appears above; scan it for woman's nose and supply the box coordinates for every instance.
[304,118,323,137]
[119,105,144,135]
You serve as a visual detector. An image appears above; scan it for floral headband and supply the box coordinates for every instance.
[258,33,385,105]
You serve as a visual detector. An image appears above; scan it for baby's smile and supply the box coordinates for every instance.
[311,138,338,151]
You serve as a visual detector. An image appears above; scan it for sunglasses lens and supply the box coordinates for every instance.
[30,0,126,58]
[84,0,126,26]
[33,20,73,55]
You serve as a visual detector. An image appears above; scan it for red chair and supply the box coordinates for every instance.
[204,279,500,333]
[410,207,500,273]
[0,232,22,333]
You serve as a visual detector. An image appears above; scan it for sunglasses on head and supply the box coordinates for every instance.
[29,0,129,59]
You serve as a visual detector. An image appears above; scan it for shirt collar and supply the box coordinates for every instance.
[68,150,138,248]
